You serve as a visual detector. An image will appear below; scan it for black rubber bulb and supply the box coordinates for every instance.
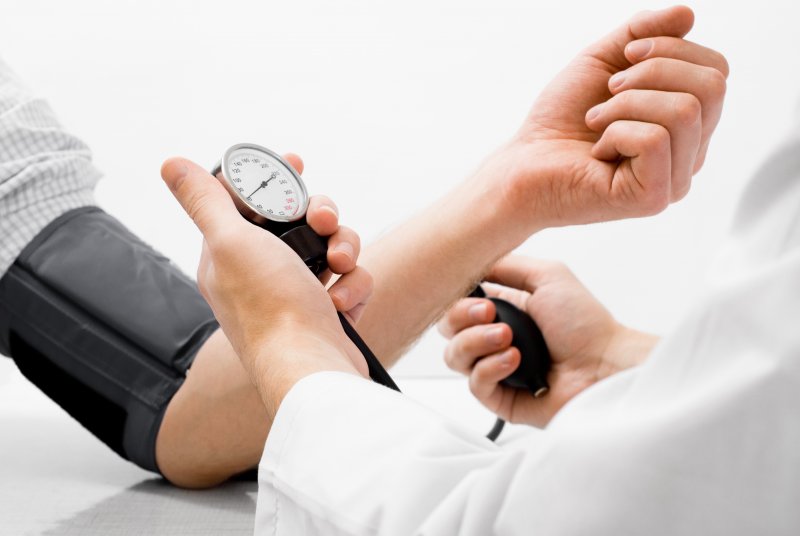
[470,287,551,397]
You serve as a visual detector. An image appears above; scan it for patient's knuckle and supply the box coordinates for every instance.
[639,57,664,81]
[644,186,671,214]
[640,123,669,153]
[704,67,727,97]
[716,53,731,78]
[671,179,692,202]
[673,93,701,126]
[618,89,638,109]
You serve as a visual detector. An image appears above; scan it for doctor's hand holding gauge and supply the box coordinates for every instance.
[212,144,346,280]
[161,152,375,411]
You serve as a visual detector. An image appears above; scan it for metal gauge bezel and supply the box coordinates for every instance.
[220,142,310,223]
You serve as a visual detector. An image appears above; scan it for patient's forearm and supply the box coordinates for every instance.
[357,152,538,368]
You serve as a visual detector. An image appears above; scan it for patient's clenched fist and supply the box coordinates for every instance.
[584,31,727,202]
[483,5,727,231]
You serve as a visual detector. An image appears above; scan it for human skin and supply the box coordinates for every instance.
[438,256,660,428]
[155,5,728,488]
[355,5,727,367]
[154,154,373,487]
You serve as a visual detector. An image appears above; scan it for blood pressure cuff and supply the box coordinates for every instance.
[0,206,219,474]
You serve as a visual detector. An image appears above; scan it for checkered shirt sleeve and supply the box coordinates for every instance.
[0,57,100,276]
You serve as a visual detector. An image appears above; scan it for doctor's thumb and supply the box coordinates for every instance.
[161,156,245,244]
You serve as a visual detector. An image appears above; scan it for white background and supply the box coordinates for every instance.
[1,0,799,380]
[1,3,799,531]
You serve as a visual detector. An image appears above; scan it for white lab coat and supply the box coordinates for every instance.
[254,127,800,535]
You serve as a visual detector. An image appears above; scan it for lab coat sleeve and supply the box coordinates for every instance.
[256,370,527,536]
[256,248,800,536]
[255,129,800,535]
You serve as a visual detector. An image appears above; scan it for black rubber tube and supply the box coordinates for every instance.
[486,417,506,442]
[338,312,400,392]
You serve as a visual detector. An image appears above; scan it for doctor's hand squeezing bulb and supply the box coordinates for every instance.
[469,286,551,398]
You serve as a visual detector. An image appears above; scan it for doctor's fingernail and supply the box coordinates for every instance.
[347,303,366,323]
[174,162,188,179]
[163,159,188,187]
[626,39,653,60]
[331,287,350,305]
[319,204,338,218]
[469,302,489,321]
[334,241,354,259]
[608,71,626,90]
[486,326,505,345]
[496,350,514,368]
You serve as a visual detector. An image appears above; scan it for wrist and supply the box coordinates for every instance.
[458,144,545,254]
[600,323,660,378]
[242,316,360,420]
[467,140,556,244]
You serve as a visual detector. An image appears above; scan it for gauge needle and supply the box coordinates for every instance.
[246,181,268,199]
[245,173,278,199]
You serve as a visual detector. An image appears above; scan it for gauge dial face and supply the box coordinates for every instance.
[223,145,307,222]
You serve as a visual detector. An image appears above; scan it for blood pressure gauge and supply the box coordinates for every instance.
[214,143,307,223]
[212,143,328,275]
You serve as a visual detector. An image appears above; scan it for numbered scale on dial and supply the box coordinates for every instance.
[217,144,308,223]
